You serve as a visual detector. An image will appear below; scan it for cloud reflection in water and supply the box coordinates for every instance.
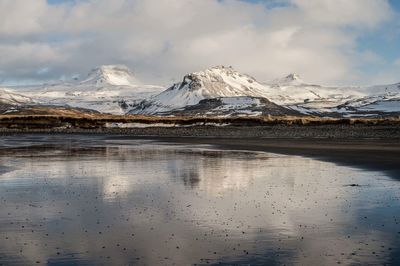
[0,140,399,265]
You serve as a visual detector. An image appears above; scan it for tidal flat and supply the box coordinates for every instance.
[0,134,400,265]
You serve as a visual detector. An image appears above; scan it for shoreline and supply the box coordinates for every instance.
[1,124,400,139]
[1,132,399,180]
[150,137,400,180]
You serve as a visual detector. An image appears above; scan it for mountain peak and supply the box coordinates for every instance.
[80,64,140,86]
[285,73,302,81]
[186,65,254,82]
[189,65,235,76]
[272,73,305,85]
[209,65,234,71]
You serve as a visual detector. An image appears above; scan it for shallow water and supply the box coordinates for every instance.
[0,135,400,265]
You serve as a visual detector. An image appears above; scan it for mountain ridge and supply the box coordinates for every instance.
[128,65,400,116]
[1,65,399,117]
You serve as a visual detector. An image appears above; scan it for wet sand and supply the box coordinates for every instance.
[138,137,400,180]
[2,133,400,178]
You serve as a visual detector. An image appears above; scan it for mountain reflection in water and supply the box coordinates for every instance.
[0,136,399,265]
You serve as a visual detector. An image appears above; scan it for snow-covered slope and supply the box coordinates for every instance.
[332,83,400,116]
[262,74,363,109]
[11,65,164,114]
[0,88,36,114]
[0,88,34,105]
[129,65,400,117]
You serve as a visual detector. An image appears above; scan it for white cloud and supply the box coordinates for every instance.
[0,0,396,86]
[0,0,47,36]
[292,0,393,28]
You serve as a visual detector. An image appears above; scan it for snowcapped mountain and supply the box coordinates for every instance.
[10,65,164,114]
[265,77,400,116]
[2,64,399,117]
[129,66,280,115]
[80,65,140,86]
[129,66,400,117]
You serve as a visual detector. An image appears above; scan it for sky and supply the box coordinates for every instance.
[0,0,399,86]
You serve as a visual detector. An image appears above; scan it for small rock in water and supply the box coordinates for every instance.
[345,184,360,187]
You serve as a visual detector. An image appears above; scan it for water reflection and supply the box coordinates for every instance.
[0,137,399,265]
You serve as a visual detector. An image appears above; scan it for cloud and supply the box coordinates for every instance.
[0,0,47,36]
[292,0,393,28]
[0,0,397,86]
